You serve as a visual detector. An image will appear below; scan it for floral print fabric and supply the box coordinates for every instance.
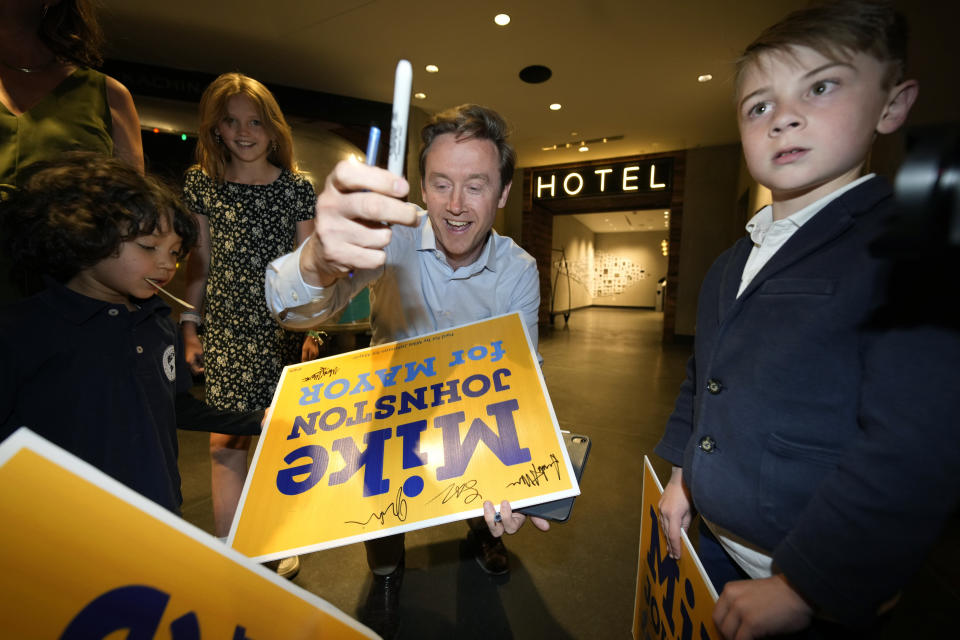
[183,167,315,411]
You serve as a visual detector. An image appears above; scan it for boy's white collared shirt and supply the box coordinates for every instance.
[737,174,875,298]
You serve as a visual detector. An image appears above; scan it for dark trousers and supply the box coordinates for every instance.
[696,520,749,594]
[364,517,491,574]
[696,520,886,640]
[365,534,405,574]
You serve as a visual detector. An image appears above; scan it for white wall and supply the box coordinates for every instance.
[551,215,594,312]
[594,231,667,308]
[551,216,668,310]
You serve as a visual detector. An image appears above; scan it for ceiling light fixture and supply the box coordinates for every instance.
[549,103,562,111]
[414,92,426,99]
[542,134,624,151]
[578,141,589,152]
[425,64,439,73]
[494,13,510,26]
[697,74,713,83]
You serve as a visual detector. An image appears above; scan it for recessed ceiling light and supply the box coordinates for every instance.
[549,103,562,111]
[425,64,439,73]
[570,131,579,137]
[414,92,427,100]
[494,13,510,26]
[697,74,713,83]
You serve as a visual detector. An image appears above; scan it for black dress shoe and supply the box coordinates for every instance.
[469,528,510,575]
[360,558,404,639]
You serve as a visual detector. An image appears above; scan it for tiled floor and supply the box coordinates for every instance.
[177,307,959,638]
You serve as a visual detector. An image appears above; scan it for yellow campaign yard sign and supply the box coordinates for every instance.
[633,456,720,640]
[0,428,376,639]
[229,313,577,560]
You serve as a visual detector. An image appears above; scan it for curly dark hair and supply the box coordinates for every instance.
[0,153,198,284]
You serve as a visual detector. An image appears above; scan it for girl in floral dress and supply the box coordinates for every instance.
[181,74,319,576]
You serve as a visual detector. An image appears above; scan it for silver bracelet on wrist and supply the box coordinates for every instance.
[179,310,203,326]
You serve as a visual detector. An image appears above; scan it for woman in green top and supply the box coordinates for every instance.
[0,0,143,190]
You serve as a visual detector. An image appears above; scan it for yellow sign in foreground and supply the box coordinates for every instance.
[633,456,720,640]
[0,428,376,639]
[230,313,577,561]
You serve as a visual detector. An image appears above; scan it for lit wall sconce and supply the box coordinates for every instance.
[660,239,669,256]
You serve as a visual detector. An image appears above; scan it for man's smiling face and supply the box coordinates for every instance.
[421,133,511,269]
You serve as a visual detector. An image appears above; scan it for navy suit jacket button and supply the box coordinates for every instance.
[706,379,723,394]
[699,436,717,453]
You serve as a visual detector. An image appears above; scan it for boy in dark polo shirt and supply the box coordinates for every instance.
[0,154,262,515]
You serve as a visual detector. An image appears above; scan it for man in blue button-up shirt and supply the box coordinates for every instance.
[265,105,548,637]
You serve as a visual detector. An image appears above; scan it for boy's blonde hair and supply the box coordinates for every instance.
[735,1,908,95]
[195,72,297,183]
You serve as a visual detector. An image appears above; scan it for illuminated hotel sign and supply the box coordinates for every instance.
[533,158,673,201]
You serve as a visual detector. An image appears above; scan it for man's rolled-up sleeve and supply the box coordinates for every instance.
[265,240,376,330]
[264,241,336,329]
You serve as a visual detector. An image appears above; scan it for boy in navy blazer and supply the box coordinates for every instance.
[655,2,960,638]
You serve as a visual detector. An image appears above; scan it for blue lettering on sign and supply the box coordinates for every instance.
[288,411,318,439]
[61,585,252,639]
[434,399,531,481]
[345,400,373,427]
[448,340,506,366]
[374,364,403,387]
[318,407,347,431]
[375,394,397,420]
[297,357,441,406]
[287,369,514,437]
[404,356,436,382]
[324,378,350,400]
[398,387,427,415]
[350,372,375,394]
[328,428,393,496]
[276,397,530,497]
[431,379,462,406]
[646,504,680,637]
[298,383,324,406]
[641,505,718,640]
[276,445,329,495]
[396,420,429,468]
